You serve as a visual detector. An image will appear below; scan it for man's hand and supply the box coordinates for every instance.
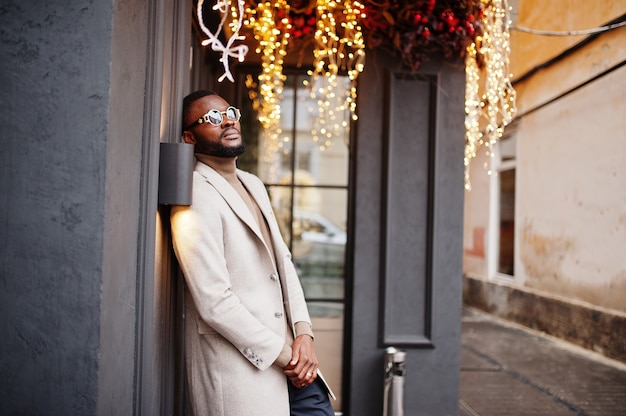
[283,334,318,388]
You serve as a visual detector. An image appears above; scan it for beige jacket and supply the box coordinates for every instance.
[170,161,313,416]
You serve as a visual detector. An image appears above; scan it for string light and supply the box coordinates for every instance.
[305,0,366,150]
[196,0,249,83]
[464,0,517,190]
[197,0,512,180]
[244,1,291,180]
[465,41,481,188]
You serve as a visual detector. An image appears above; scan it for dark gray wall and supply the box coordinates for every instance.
[347,49,465,415]
[0,1,150,414]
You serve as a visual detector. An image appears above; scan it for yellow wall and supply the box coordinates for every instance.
[510,0,625,77]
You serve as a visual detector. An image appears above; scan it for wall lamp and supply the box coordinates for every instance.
[158,142,194,205]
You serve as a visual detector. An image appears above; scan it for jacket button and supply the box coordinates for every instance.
[270,273,278,281]
[275,312,283,318]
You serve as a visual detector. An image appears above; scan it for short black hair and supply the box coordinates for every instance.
[182,89,216,132]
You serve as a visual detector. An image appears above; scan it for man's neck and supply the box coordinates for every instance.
[196,153,237,179]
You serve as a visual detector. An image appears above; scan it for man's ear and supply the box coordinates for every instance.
[182,131,195,145]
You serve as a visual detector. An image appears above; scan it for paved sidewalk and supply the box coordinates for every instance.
[459,308,626,416]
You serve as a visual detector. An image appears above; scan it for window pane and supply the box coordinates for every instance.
[308,301,344,410]
[294,75,350,187]
[498,169,515,275]
[268,185,293,246]
[237,73,295,183]
[291,188,347,304]
[237,74,263,176]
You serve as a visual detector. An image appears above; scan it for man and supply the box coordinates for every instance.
[170,90,335,416]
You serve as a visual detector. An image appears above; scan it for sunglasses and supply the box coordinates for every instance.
[185,106,241,130]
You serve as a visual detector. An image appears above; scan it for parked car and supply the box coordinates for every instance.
[291,211,346,279]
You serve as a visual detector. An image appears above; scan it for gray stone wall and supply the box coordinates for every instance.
[0,1,147,414]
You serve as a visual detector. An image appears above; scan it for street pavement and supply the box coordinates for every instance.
[459,308,626,416]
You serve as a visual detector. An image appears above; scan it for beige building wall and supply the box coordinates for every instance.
[516,67,626,310]
[463,0,626,337]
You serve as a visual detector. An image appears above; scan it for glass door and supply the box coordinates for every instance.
[237,71,350,412]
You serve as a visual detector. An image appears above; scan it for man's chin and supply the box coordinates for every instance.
[209,143,247,158]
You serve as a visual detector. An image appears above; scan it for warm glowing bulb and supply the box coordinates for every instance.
[464,0,517,190]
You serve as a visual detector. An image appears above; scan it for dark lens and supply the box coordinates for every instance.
[207,109,222,125]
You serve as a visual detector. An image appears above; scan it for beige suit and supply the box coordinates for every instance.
[170,161,312,416]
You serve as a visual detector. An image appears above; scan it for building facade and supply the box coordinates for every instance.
[1,1,468,414]
[463,0,626,362]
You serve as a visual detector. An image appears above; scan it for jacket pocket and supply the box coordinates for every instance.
[196,317,217,335]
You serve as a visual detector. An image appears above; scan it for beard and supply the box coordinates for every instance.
[196,139,247,158]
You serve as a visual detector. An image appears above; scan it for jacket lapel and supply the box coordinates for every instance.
[237,171,275,225]
[237,170,283,261]
[195,162,266,245]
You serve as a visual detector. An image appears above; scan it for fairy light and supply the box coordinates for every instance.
[244,0,291,181]
[464,0,517,190]
[197,0,248,82]
[464,41,481,189]
[306,0,366,150]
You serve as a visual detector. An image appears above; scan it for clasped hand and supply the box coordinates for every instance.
[283,334,318,388]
